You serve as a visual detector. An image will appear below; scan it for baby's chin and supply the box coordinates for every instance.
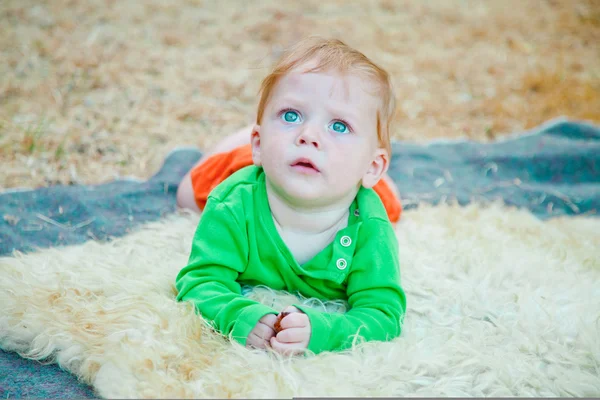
[275,181,357,209]
[277,185,327,205]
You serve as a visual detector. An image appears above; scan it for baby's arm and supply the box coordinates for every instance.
[175,198,278,346]
[293,219,406,353]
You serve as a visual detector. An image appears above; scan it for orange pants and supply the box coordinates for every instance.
[191,144,402,222]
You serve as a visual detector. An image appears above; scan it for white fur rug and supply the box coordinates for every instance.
[1,203,599,398]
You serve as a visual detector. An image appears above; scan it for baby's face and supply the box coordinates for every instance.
[252,66,384,208]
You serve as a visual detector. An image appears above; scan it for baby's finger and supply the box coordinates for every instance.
[255,322,276,340]
[260,313,278,329]
[282,306,301,314]
[280,312,309,330]
[275,327,308,344]
[247,332,269,349]
[270,337,306,356]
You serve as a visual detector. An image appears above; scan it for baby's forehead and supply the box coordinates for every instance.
[279,66,381,102]
[291,61,378,86]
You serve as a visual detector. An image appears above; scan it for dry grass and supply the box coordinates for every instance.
[482,67,600,134]
[0,0,599,189]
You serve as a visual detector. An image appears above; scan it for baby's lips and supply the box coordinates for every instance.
[290,157,320,172]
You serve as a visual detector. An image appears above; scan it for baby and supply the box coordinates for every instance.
[175,36,407,355]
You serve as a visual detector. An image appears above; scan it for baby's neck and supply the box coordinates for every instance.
[265,182,353,234]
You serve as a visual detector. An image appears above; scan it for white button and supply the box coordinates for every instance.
[340,235,352,247]
[336,258,347,270]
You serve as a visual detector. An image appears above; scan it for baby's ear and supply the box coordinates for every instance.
[362,148,389,189]
[250,125,262,167]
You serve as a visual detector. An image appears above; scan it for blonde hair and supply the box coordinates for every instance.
[256,36,396,155]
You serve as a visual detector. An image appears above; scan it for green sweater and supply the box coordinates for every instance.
[175,166,406,354]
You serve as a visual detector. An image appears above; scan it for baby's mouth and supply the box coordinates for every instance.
[290,158,320,174]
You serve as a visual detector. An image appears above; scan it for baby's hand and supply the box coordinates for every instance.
[270,306,311,355]
[246,314,278,349]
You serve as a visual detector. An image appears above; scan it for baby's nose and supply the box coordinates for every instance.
[296,126,321,148]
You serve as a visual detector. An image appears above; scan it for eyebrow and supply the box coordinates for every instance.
[324,104,361,127]
[272,96,308,108]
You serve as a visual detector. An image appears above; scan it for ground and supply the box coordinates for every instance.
[0,0,598,189]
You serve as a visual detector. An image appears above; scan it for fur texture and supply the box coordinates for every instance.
[1,203,599,398]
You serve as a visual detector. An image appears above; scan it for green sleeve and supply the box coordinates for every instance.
[175,198,277,346]
[295,219,406,354]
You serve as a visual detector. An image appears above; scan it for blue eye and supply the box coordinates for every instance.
[330,121,349,134]
[282,110,301,123]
